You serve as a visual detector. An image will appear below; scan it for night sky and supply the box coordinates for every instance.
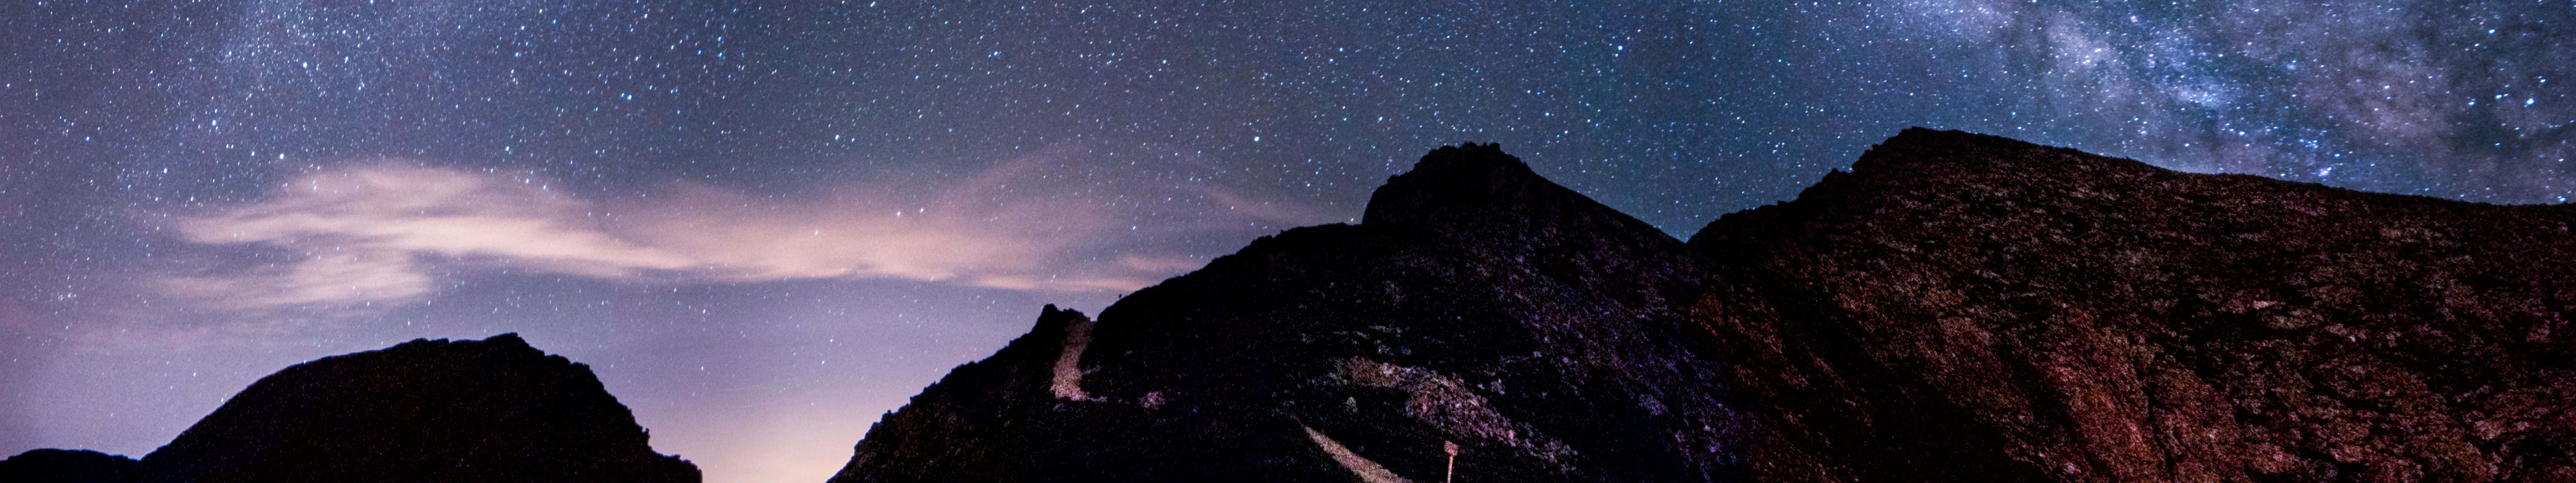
[2,0,2570,481]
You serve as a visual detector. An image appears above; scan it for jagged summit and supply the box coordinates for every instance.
[1791,127,2154,197]
[830,305,1096,482]
[1855,127,2072,170]
[137,333,697,483]
[1395,142,1535,178]
[1850,127,2170,182]
[1362,142,1547,227]
[477,331,533,349]
[1361,142,1681,270]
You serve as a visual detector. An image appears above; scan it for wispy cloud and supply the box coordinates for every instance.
[160,149,1329,313]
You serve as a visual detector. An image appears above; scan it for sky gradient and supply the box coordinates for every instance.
[3,0,2572,481]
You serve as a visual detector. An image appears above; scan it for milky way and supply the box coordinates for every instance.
[3,0,2571,481]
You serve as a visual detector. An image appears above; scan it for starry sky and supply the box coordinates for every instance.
[2,0,2570,481]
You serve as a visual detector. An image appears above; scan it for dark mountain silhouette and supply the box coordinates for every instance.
[832,143,1744,482]
[833,129,2576,482]
[0,449,174,483]
[0,333,697,483]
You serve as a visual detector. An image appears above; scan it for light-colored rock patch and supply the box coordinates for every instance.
[1302,425,1420,483]
[1051,318,1096,400]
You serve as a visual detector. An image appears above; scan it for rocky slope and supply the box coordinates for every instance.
[831,144,1749,482]
[835,129,2576,483]
[1,333,698,483]
[1690,128,2576,482]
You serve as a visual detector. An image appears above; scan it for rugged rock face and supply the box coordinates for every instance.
[1690,128,2576,482]
[115,333,699,483]
[835,129,2576,483]
[831,144,1750,482]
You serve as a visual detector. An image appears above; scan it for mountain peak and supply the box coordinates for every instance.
[1692,128,2172,247]
[140,333,698,483]
[1400,142,1534,180]
[1844,127,2159,185]
[1359,142,1540,227]
[1360,143,1676,252]
[483,332,530,348]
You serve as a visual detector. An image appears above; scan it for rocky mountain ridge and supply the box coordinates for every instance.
[833,143,1743,482]
[1692,128,2576,482]
[834,129,2576,482]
